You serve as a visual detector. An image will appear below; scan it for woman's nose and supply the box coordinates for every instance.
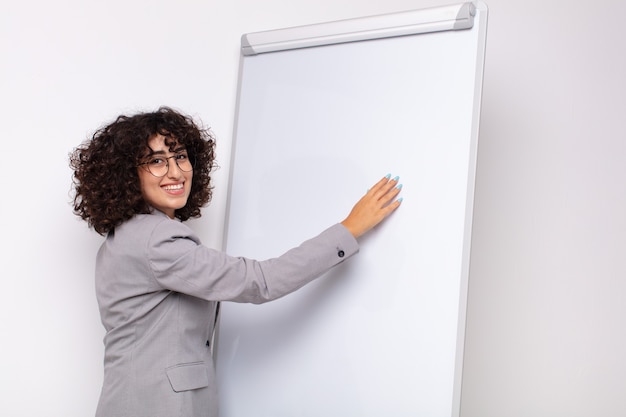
[166,157,182,178]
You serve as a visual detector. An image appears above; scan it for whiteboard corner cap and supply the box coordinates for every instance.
[241,35,256,56]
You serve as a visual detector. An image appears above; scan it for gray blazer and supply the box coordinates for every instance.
[94,210,358,417]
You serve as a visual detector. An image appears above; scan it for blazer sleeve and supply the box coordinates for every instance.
[147,220,359,304]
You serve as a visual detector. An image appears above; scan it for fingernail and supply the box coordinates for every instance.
[398,197,404,203]
[385,173,391,179]
[396,183,403,190]
[393,176,400,181]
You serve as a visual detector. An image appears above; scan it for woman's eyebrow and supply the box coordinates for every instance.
[147,146,186,156]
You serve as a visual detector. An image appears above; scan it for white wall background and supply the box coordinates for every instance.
[1,0,623,416]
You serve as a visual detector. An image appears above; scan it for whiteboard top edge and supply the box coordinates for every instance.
[241,2,482,56]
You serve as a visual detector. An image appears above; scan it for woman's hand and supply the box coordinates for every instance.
[340,174,403,238]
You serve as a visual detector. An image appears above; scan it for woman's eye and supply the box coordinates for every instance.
[175,153,188,161]
[149,158,165,165]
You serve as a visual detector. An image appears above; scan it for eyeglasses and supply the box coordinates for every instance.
[137,153,193,177]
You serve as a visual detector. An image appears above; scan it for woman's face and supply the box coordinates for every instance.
[137,134,193,218]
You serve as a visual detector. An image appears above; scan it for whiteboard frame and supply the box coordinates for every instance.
[241,2,477,55]
[220,2,489,416]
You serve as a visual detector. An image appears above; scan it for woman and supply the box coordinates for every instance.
[70,106,401,417]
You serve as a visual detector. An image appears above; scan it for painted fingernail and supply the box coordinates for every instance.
[393,176,400,181]
[396,183,403,190]
[398,197,404,203]
[385,173,391,179]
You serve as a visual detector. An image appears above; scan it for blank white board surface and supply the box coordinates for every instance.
[217,2,488,416]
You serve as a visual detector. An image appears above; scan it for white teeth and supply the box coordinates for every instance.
[163,184,183,191]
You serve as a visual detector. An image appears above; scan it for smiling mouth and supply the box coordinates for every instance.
[163,184,184,191]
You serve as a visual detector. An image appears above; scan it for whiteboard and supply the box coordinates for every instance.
[217,2,488,416]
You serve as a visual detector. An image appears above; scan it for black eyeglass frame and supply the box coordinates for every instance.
[137,153,194,178]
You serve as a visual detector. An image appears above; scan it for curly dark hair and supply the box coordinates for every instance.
[69,106,216,235]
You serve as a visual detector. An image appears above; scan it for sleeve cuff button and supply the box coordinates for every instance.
[337,250,345,258]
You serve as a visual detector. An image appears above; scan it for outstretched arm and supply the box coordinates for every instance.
[340,174,403,238]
